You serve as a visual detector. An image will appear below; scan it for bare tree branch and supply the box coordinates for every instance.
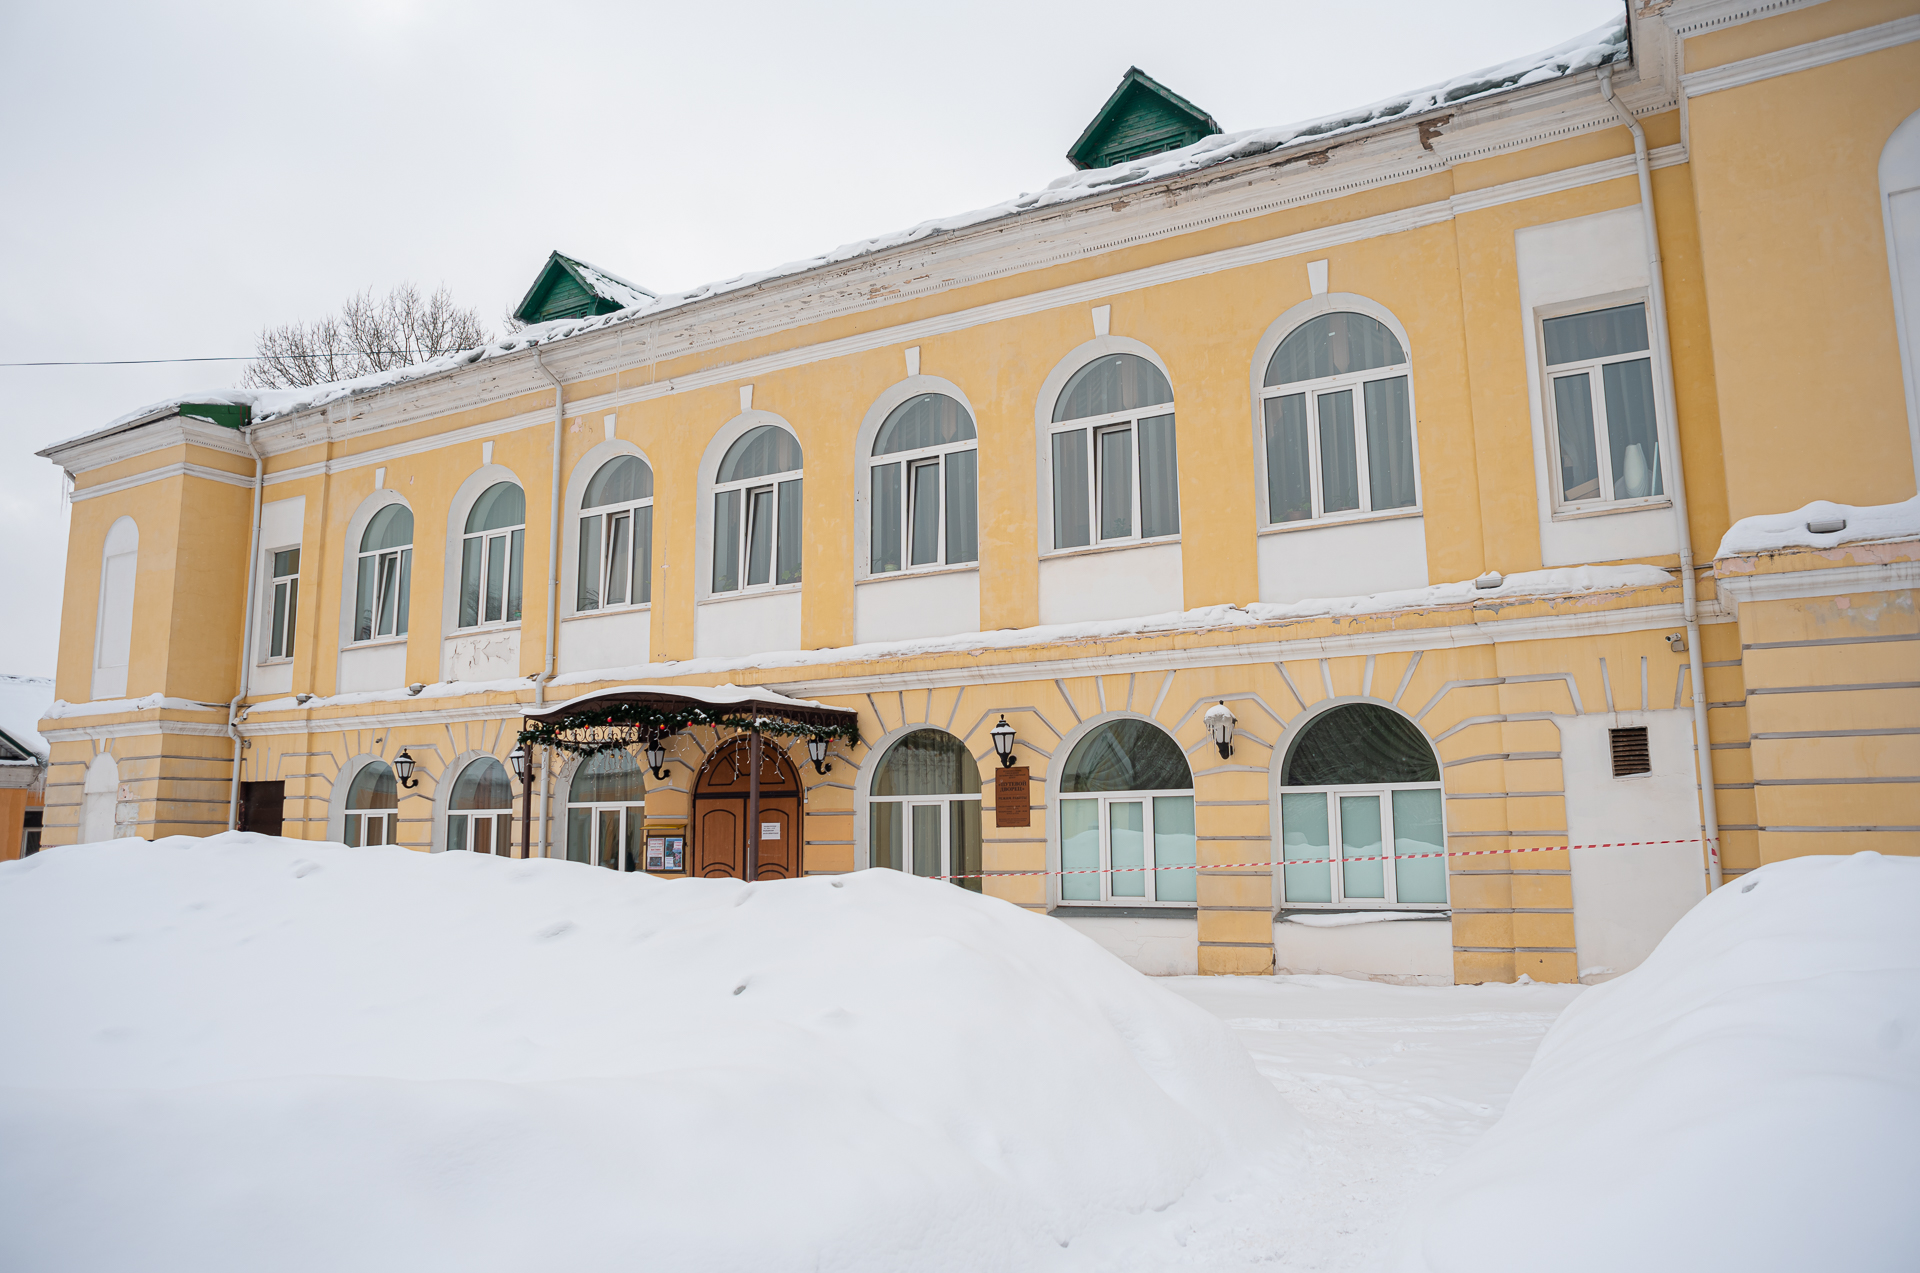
[243,283,494,389]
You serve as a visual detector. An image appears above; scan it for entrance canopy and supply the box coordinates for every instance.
[519,683,859,758]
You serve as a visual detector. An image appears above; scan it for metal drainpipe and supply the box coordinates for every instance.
[226,424,266,831]
[1600,66,1722,889]
[531,348,566,858]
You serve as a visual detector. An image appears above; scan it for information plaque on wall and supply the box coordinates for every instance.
[994,766,1031,828]
[646,834,685,873]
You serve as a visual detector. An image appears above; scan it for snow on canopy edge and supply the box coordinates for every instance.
[46,19,1627,452]
[1715,494,1920,559]
[0,675,54,761]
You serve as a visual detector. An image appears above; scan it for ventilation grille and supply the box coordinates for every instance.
[1610,727,1651,778]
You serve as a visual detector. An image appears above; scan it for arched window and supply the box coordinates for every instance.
[868,729,982,891]
[447,756,514,855]
[93,516,138,700]
[870,395,977,573]
[566,749,645,871]
[342,761,398,847]
[1261,312,1417,523]
[353,504,413,643]
[1048,355,1178,550]
[459,482,524,629]
[1278,703,1445,908]
[1057,719,1194,905]
[577,454,654,611]
[713,425,803,593]
[1881,109,1920,467]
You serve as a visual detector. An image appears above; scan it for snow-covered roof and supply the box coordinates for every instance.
[47,18,1627,454]
[561,255,655,311]
[1716,495,1920,559]
[0,675,54,763]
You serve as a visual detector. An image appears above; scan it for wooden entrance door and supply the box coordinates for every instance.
[692,736,802,880]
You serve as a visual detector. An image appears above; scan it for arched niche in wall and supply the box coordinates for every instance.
[92,516,138,700]
[1881,108,1920,487]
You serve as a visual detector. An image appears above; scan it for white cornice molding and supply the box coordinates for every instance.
[52,416,254,478]
[1663,0,1831,39]
[1681,14,1920,97]
[69,461,257,503]
[237,699,532,738]
[1715,558,1920,608]
[40,718,233,743]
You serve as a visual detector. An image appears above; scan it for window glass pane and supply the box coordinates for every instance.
[450,757,512,810]
[598,809,620,869]
[343,813,361,847]
[870,462,902,573]
[911,804,943,878]
[576,515,601,610]
[1553,373,1601,503]
[573,750,645,803]
[566,808,591,864]
[1138,414,1179,538]
[1152,795,1196,902]
[1061,719,1193,793]
[473,816,493,855]
[447,816,467,853]
[270,581,288,659]
[944,449,977,565]
[366,814,386,847]
[870,801,903,872]
[1363,377,1416,510]
[375,554,398,637]
[460,538,482,626]
[396,549,411,636]
[362,504,413,553]
[283,581,297,658]
[712,490,740,592]
[1543,303,1648,365]
[875,394,976,454]
[872,729,979,796]
[745,488,773,586]
[347,762,398,809]
[1264,394,1312,523]
[633,506,652,604]
[507,529,523,622]
[776,479,803,585]
[583,455,652,507]
[1392,788,1447,903]
[274,548,299,577]
[950,799,982,894]
[606,512,631,606]
[1110,801,1146,898]
[1097,425,1133,540]
[1340,795,1385,899]
[1266,312,1406,386]
[909,460,941,566]
[1052,429,1091,549]
[1281,792,1332,903]
[1602,358,1662,499]
[485,535,505,622]
[465,482,525,533]
[1053,354,1173,422]
[1283,704,1438,785]
[624,810,643,873]
[1318,390,1359,513]
[718,425,804,482]
[1060,799,1101,902]
[355,555,377,641]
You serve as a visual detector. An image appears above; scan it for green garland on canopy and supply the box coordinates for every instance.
[516,700,858,759]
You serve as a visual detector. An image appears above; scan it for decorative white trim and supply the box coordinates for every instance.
[41,719,233,743]
[1715,559,1920,607]
[68,461,256,502]
[1681,15,1920,99]
[1664,0,1835,38]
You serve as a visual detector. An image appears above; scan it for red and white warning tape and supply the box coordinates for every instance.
[935,836,1717,880]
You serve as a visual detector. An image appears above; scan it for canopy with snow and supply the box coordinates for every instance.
[517,682,860,758]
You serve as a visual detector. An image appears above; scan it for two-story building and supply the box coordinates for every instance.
[35,0,1920,982]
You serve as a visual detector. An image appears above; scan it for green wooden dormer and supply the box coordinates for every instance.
[1067,67,1221,171]
[512,252,657,326]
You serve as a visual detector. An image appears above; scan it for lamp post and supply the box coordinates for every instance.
[806,736,831,775]
[991,715,1018,768]
[1204,702,1236,760]
[393,748,419,789]
[509,739,530,860]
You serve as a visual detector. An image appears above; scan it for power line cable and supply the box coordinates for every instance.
[1,350,447,367]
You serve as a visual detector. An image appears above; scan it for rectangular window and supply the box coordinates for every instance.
[1391,789,1447,903]
[460,538,483,626]
[1543,302,1663,508]
[910,803,943,878]
[506,529,523,622]
[712,490,741,592]
[943,449,978,565]
[776,479,803,584]
[1318,389,1359,514]
[1280,792,1333,903]
[909,459,941,567]
[484,536,505,622]
[1109,800,1146,898]
[1363,377,1416,510]
[632,506,652,604]
[605,511,631,607]
[1152,795,1196,902]
[1096,425,1133,540]
[577,515,602,610]
[871,801,903,872]
[266,548,299,661]
[871,462,902,573]
[1052,429,1091,549]
[1264,394,1312,523]
[1283,786,1448,907]
[1138,414,1179,539]
[744,487,774,587]
[1060,798,1100,902]
[23,809,42,857]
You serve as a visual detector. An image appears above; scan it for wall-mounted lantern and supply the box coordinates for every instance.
[645,730,670,781]
[508,745,528,784]
[393,747,420,789]
[991,715,1018,768]
[1204,702,1236,760]
[806,736,832,775]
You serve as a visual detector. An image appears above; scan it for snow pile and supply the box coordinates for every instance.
[1716,493,1920,559]
[0,835,1299,1272]
[1393,851,1920,1272]
[42,692,228,721]
[0,674,53,760]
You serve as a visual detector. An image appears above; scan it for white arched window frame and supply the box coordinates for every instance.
[351,502,413,644]
[338,758,400,847]
[1045,714,1196,909]
[573,451,656,614]
[1040,350,1180,552]
[457,480,526,630]
[706,418,804,596]
[1251,298,1422,528]
[445,755,515,855]
[1882,108,1920,487]
[92,515,138,700]
[1271,698,1447,911]
[861,727,984,891]
[856,385,979,577]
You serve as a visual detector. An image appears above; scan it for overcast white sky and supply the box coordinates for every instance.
[0,0,1620,680]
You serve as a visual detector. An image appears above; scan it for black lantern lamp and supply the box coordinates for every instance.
[806,736,832,776]
[1204,701,1236,760]
[645,728,670,781]
[393,747,420,789]
[991,715,1018,768]
[508,745,528,784]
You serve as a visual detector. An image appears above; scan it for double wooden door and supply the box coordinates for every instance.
[692,736,802,880]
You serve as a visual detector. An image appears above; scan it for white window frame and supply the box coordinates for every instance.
[577,494,654,613]
[352,537,411,646]
[868,431,978,576]
[457,496,525,632]
[1277,780,1448,910]
[342,805,397,847]
[1258,353,1420,529]
[1056,787,1196,908]
[1044,402,1179,554]
[867,789,983,879]
[1538,293,1670,518]
[262,545,300,664]
[712,467,802,596]
[566,795,645,871]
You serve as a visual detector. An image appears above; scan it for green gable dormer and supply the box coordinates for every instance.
[1067,67,1221,171]
[512,251,657,326]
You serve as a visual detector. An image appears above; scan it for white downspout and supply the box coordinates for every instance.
[226,423,266,831]
[531,348,566,858]
[1600,66,1722,890]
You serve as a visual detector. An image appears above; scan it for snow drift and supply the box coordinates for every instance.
[1394,851,1920,1272]
[0,834,1297,1272]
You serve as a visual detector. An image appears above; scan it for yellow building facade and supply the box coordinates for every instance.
[33,1,1920,982]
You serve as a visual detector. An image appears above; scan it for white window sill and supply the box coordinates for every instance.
[564,604,652,622]
[1259,507,1423,535]
[1040,536,1180,562]
[699,583,801,605]
[451,623,522,635]
[1550,498,1672,522]
[1277,904,1451,914]
[857,563,980,584]
[256,657,294,668]
[346,636,409,651]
